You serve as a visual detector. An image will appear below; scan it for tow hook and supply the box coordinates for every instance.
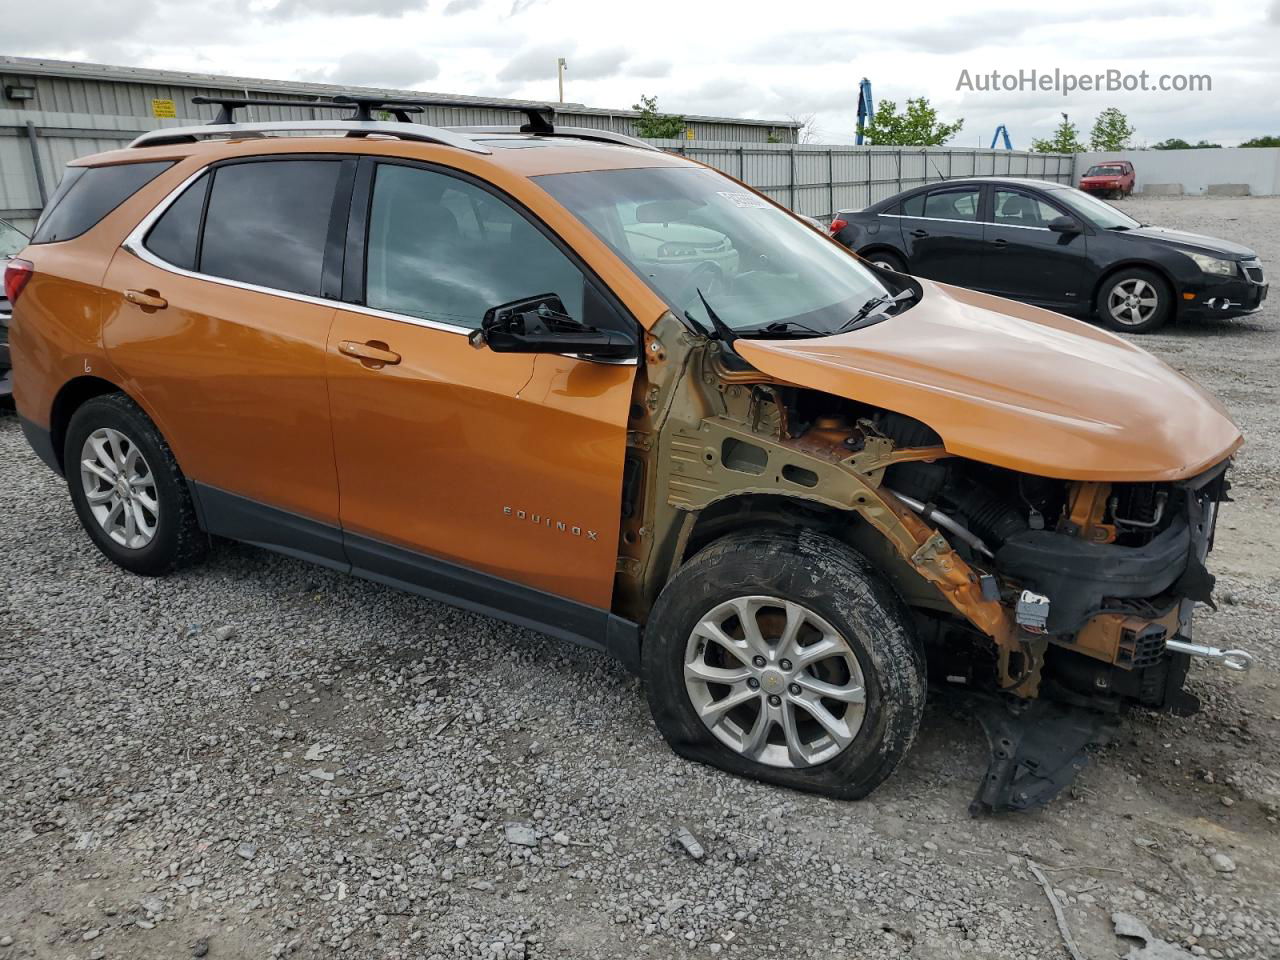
[1165,637,1254,671]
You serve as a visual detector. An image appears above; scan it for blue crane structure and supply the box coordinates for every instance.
[991,124,1012,149]
[855,78,873,145]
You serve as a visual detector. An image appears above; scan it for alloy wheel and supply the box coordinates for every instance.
[683,596,867,768]
[1107,278,1159,327]
[79,427,159,549]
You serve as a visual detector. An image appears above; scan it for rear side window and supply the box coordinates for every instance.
[32,161,173,244]
[922,188,979,221]
[144,174,209,271]
[199,160,341,297]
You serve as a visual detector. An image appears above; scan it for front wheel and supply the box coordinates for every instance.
[642,528,926,800]
[1098,268,1172,333]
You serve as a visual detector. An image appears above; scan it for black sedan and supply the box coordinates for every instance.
[829,177,1267,333]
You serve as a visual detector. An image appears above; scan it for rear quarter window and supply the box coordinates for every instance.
[31,161,174,244]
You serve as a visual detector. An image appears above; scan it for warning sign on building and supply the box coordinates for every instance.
[151,98,177,119]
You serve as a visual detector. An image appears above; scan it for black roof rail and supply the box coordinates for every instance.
[190,95,426,125]
[332,94,556,134]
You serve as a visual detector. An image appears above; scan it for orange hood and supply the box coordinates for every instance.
[735,280,1242,482]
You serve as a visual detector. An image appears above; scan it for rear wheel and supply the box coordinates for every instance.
[65,393,206,575]
[642,528,925,800]
[1098,267,1172,334]
[863,250,907,273]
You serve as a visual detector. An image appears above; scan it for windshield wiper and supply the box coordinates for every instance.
[837,287,916,333]
[683,289,739,347]
[736,319,826,339]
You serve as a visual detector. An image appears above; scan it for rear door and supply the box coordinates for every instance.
[104,156,351,561]
[981,187,1090,309]
[897,184,986,286]
[325,158,636,629]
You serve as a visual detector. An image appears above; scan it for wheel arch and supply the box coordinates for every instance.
[674,492,946,614]
[856,244,907,268]
[1091,260,1180,319]
[48,375,131,474]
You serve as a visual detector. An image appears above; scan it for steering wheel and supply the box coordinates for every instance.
[675,260,728,311]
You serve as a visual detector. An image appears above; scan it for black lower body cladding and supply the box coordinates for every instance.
[996,515,1196,633]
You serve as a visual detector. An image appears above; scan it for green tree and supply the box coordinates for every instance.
[1240,134,1280,147]
[1153,138,1222,149]
[860,97,963,146]
[631,94,687,139]
[1090,107,1136,151]
[1030,115,1086,153]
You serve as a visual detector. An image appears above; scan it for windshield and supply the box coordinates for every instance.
[1049,187,1141,230]
[1085,165,1126,176]
[535,166,895,335]
[0,219,27,258]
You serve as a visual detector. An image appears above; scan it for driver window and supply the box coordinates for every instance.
[993,190,1062,228]
[365,163,584,330]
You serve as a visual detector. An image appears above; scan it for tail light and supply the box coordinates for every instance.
[4,258,33,304]
[829,218,848,235]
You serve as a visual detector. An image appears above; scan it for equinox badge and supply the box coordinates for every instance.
[503,506,599,541]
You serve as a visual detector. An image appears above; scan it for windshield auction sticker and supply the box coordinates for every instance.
[717,191,771,208]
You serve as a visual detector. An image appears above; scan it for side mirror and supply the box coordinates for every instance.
[469,293,635,359]
[1047,215,1082,234]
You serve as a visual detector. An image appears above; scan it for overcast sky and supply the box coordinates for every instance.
[10,0,1280,146]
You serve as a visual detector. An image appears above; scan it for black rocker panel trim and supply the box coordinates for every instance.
[189,481,640,671]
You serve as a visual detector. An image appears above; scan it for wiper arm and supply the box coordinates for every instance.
[837,287,915,333]
[684,288,738,347]
[736,319,826,338]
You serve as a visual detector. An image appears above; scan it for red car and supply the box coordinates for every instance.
[1079,161,1135,199]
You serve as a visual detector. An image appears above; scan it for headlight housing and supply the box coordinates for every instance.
[1187,251,1237,277]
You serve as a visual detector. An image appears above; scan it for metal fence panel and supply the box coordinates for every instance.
[0,110,1075,231]
[649,140,1075,220]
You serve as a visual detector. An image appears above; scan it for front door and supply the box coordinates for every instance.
[981,188,1090,309]
[103,156,351,556]
[897,184,986,287]
[326,159,636,627]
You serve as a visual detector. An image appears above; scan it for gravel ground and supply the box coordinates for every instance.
[2,195,1278,960]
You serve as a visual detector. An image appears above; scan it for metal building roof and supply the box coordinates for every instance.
[0,56,801,131]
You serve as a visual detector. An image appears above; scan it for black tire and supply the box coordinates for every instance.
[862,249,907,273]
[1097,267,1173,334]
[64,393,206,576]
[642,528,926,800]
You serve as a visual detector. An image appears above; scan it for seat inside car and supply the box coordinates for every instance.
[996,193,1040,227]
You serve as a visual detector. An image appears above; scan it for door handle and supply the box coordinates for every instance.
[339,340,401,366]
[909,229,928,238]
[123,288,167,310]
[992,238,1009,247]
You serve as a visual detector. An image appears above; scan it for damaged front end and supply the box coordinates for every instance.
[619,313,1250,815]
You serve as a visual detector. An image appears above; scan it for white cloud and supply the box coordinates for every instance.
[308,50,440,88]
[267,0,426,19]
[6,0,1277,146]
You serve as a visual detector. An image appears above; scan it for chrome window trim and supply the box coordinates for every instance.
[878,214,983,227]
[120,165,638,363]
[983,221,1052,233]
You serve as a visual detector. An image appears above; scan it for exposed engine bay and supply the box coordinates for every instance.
[618,315,1252,814]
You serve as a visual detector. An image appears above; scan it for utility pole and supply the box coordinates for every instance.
[557,58,567,103]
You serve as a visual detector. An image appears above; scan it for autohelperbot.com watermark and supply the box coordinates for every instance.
[956,68,1211,96]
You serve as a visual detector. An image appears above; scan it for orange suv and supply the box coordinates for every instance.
[7,96,1250,813]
